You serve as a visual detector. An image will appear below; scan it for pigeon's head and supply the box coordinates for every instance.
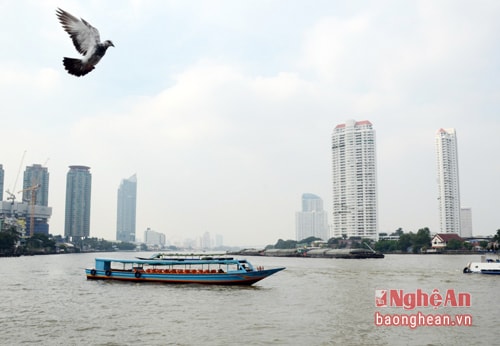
[104,40,115,48]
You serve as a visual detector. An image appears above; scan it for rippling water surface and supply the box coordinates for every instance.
[0,253,497,345]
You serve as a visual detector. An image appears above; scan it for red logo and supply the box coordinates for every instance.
[375,289,387,307]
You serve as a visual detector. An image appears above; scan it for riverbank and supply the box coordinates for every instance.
[230,247,385,258]
[230,248,495,258]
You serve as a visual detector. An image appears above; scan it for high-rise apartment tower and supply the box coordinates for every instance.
[331,120,378,240]
[436,128,461,235]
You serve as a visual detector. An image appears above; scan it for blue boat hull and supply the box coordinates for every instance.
[85,267,285,285]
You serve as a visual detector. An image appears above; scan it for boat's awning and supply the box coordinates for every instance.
[95,257,239,266]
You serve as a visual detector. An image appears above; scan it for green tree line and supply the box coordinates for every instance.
[374,228,431,253]
[267,228,500,254]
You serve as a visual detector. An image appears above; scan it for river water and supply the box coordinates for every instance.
[0,252,497,345]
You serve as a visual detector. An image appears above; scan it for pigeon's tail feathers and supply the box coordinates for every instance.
[62,57,94,77]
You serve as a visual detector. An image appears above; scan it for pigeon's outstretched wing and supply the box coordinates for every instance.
[56,8,100,56]
[56,8,114,77]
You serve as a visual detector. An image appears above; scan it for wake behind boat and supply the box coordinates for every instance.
[85,254,285,285]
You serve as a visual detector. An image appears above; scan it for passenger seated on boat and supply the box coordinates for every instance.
[218,269,224,273]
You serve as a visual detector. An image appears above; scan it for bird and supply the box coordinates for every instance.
[56,8,114,77]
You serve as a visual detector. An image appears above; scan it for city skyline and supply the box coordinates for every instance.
[1,2,500,245]
[0,144,493,244]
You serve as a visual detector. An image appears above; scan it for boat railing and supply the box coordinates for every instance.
[101,264,266,275]
[141,268,225,274]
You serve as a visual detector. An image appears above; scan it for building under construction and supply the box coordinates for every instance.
[0,163,52,236]
[0,201,52,235]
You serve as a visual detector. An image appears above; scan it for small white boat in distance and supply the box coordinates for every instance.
[463,254,500,275]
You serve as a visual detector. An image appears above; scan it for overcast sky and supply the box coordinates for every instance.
[1,0,499,246]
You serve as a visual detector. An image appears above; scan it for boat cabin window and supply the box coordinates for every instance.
[240,263,252,272]
[96,260,111,271]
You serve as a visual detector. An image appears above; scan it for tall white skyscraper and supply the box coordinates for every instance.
[436,128,461,235]
[331,120,377,240]
[295,193,329,241]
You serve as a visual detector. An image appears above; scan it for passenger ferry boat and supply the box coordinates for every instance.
[463,254,500,275]
[85,254,285,285]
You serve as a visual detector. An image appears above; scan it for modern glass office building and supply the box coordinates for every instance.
[116,174,137,242]
[64,165,92,239]
[23,164,49,206]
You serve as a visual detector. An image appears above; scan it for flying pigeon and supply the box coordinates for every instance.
[56,8,114,77]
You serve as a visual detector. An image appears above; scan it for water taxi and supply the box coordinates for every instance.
[85,254,285,285]
[463,255,500,275]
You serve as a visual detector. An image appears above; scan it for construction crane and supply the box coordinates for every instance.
[5,150,26,206]
[18,184,39,237]
[5,190,16,204]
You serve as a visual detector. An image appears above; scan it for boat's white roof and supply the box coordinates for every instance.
[95,257,245,265]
